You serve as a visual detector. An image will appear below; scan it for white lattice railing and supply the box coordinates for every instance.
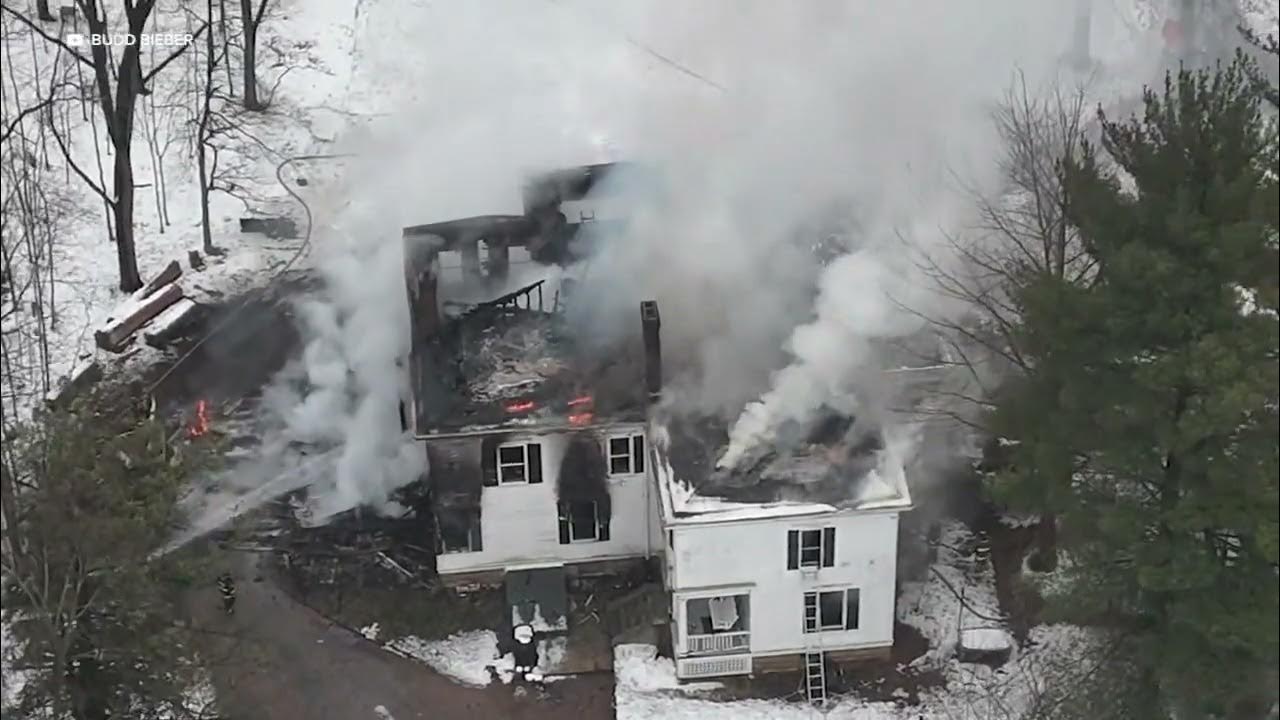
[687,631,751,655]
[677,653,752,679]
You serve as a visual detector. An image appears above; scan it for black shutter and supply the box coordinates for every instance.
[470,512,483,552]
[822,527,836,567]
[557,502,570,544]
[845,589,860,630]
[598,516,610,542]
[481,438,498,486]
[632,435,645,473]
[527,443,543,483]
[398,401,408,432]
[787,530,799,570]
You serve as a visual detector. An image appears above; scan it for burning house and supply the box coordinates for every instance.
[403,161,917,690]
[403,163,665,636]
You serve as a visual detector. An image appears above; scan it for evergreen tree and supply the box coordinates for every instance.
[990,55,1279,719]
[1,385,221,720]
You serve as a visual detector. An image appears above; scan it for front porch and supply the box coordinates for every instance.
[672,590,754,679]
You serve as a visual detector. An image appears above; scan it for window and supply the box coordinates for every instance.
[497,442,543,484]
[558,501,610,543]
[607,435,646,475]
[787,527,835,569]
[803,589,859,633]
[685,595,749,635]
[437,510,483,554]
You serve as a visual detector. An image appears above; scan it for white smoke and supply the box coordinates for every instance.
[271,208,427,521]
[224,0,1171,520]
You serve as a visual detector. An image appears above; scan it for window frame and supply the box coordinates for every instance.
[803,588,860,633]
[437,510,483,554]
[567,500,600,543]
[606,434,646,476]
[558,500,609,544]
[496,442,542,484]
[788,527,836,570]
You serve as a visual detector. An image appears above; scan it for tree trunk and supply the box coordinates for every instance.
[240,0,262,110]
[112,150,142,292]
[197,143,215,253]
[1028,513,1059,572]
[36,0,55,21]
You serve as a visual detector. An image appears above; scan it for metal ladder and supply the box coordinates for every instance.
[801,567,827,707]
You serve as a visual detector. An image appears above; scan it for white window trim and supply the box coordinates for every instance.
[607,434,644,476]
[803,588,859,633]
[497,442,535,484]
[799,529,826,569]
[565,500,602,543]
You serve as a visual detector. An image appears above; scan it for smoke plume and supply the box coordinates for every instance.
[234,0,1174,520]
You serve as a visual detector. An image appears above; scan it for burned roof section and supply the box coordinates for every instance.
[656,408,898,511]
[411,303,648,435]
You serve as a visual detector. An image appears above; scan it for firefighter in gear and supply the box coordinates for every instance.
[217,572,237,615]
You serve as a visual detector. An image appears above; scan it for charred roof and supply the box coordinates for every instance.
[656,408,895,510]
[410,304,648,435]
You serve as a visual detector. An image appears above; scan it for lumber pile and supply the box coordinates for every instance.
[94,260,190,352]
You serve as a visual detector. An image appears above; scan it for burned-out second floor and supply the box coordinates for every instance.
[426,423,662,575]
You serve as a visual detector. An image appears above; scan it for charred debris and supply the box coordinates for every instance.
[658,407,890,510]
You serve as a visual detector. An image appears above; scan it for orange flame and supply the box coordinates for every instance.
[188,399,210,439]
[567,395,594,407]
[568,411,594,427]
[505,400,536,413]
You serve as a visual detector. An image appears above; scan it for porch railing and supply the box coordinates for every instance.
[687,631,751,655]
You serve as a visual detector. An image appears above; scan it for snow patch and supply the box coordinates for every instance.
[386,631,500,687]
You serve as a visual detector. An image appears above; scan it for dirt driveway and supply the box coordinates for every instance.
[196,553,615,720]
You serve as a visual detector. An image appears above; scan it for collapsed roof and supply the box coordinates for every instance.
[410,302,649,435]
[652,409,904,513]
[403,162,659,435]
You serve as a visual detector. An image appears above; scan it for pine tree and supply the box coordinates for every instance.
[990,55,1279,719]
[1,385,222,719]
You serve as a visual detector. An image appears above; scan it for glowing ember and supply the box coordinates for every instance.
[505,400,536,413]
[567,395,594,407]
[188,399,211,439]
[568,412,594,426]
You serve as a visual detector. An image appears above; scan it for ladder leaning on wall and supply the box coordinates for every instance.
[800,566,828,707]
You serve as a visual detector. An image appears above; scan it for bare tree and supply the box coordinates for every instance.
[238,0,270,110]
[917,75,1098,568]
[2,0,207,292]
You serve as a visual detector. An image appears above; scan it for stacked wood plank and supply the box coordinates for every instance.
[94,260,190,352]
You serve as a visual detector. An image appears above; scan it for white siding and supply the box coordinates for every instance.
[436,425,656,575]
[669,512,900,656]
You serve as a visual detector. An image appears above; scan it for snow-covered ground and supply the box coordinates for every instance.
[383,629,569,687]
[387,631,501,688]
[1,619,31,714]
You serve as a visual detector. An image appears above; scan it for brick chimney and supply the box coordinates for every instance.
[640,300,661,403]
